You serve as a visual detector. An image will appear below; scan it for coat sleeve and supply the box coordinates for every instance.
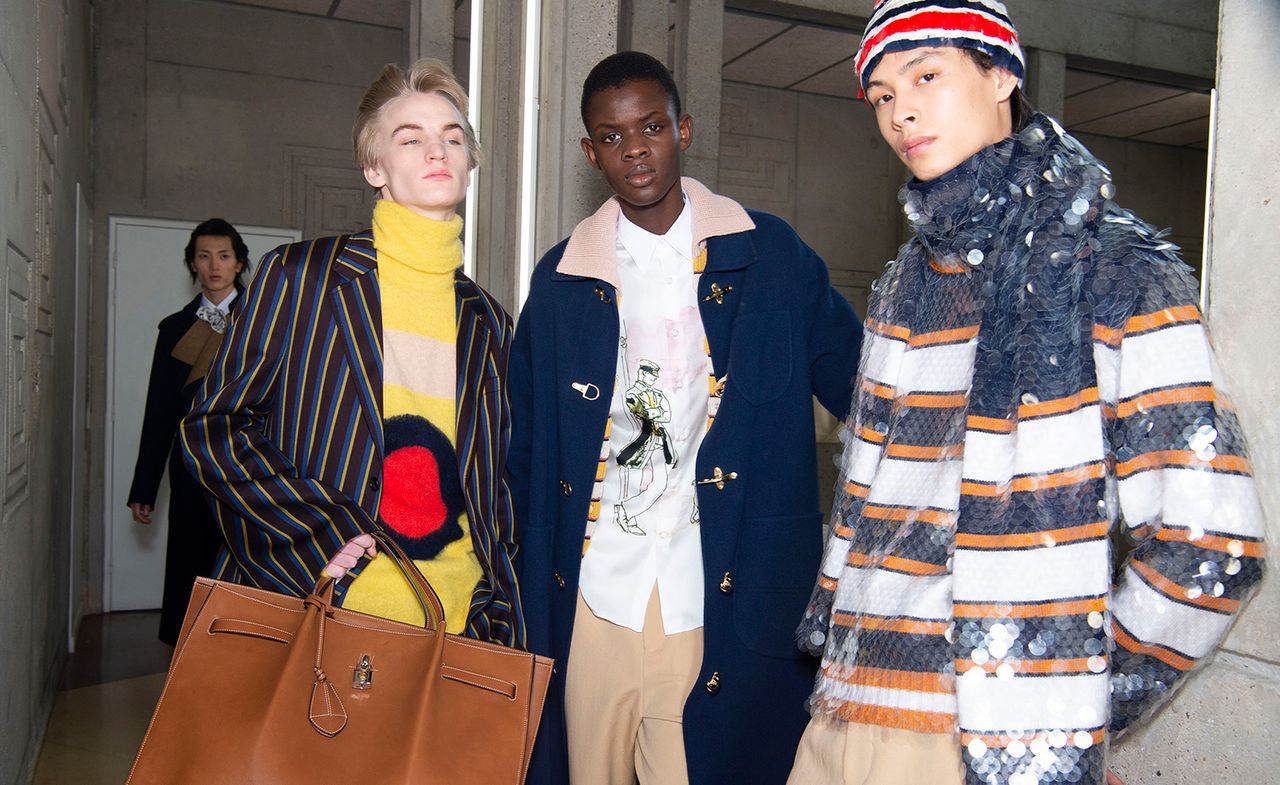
[1098,248,1267,733]
[804,242,862,420]
[507,281,536,568]
[127,320,188,506]
[507,259,557,658]
[179,248,375,597]
[474,307,527,648]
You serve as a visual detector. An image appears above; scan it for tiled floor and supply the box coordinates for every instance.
[32,612,171,785]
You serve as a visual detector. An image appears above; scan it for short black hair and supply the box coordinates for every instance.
[184,217,251,289]
[581,51,683,131]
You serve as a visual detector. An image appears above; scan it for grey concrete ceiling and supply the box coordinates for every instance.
[212,0,408,28]
[1064,70,1210,149]
[723,10,1211,150]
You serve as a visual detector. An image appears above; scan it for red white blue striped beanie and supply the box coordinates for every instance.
[855,0,1025,98]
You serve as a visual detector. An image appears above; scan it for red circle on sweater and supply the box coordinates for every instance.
[380,446,448,538]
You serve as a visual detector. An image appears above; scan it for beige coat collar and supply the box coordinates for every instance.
[555,177,756,289]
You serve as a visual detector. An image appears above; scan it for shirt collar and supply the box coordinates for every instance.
[201,288,238,313]
[615,194,693,271]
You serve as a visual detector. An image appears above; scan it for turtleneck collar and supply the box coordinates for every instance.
[372,198,463,276]
[899,113,1063,269]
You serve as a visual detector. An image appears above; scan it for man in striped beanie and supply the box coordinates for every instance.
[789,2,1267,785]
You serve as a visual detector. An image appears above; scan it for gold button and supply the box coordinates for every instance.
[719,571,733,594]
[705,671,721,694]
[554,572,566,589]
[702,283,733,304]
[696,467,738,491]
[594,286,612,303]
[559,479,572,496]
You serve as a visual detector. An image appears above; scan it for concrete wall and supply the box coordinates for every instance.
[717,81,902,317]
[533,0,622,254]
[715,80,902,506]
[1111,0,1280,781]
[94,0,404,238]
[519,0,1211,311]
[533,0,730,252]
[0,0,94,782]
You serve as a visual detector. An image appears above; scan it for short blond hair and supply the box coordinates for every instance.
[352,58,480,171]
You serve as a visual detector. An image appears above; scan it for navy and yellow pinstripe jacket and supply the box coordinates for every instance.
[179,230,524,647]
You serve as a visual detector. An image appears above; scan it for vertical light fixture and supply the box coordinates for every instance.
[464,0,485,277]
[517,0,543,305]
[1199,87,1218,316]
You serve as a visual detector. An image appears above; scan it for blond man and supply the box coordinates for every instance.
[181,59,524,645]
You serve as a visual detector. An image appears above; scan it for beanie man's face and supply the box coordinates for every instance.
[865,47,1017,182]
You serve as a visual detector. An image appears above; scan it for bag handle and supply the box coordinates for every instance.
[369,530,446,631]
[308,529,446,632]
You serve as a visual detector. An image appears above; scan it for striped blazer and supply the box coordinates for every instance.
[180,230,524,646]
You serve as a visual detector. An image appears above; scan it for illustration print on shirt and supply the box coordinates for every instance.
[380,414,466,559]
[613,352,678,536]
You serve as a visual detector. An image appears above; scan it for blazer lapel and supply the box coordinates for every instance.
[330,231,385,458]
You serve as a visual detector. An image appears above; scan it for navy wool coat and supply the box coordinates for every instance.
[128,293,237,645]
[509,182,863,785]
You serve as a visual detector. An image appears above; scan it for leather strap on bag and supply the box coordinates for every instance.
[306,579,347,737]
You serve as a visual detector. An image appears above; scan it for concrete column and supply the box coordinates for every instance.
[619,0,671,63]
[534,0,621,252]
[469,0,527,310]
[1110,1,1280,782]
[407,0,455,66]
[672,0,724,189]
[1023,47,1066,120]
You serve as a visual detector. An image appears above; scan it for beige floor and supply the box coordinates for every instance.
[32,672,165,784]
[30,611,171,785]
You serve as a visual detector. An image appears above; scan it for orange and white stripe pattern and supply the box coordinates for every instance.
[810,265,1265,755]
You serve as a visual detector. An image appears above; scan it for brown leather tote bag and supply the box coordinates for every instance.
[126,531,552,784]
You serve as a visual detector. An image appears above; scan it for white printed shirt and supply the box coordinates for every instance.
[578,199,710,634]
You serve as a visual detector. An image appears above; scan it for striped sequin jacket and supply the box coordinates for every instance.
[799,115,1266,785]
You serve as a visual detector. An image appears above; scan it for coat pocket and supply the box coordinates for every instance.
[731,512,823,658]
[727,310,792,405]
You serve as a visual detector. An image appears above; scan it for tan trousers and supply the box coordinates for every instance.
[786,717,963,785]
[565,588,704,785]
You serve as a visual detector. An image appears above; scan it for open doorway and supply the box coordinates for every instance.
[103,217,300,612]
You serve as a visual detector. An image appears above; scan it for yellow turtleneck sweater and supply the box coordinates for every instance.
[342,199,482,633]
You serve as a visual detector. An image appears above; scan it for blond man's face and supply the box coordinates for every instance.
[362,92,471,220]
